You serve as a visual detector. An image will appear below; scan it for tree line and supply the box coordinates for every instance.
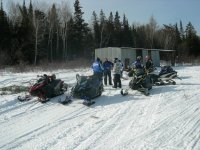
[0,0,200,66]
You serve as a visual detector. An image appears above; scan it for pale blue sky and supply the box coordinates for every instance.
[4,0,200,35]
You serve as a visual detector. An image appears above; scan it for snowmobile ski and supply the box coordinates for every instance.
[17,95,32,102]
[83,100,95,106]
[40,98,50,103]
[121,86,150,96]
[58,95,73,105]
[154,80,176,86]
[121,89,129,96]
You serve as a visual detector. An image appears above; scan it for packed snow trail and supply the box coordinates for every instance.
[0,66,200,150]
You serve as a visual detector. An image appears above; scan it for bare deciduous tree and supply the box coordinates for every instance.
[47,4,58,62]
[6,0,21,24]
[33,10,45,65]
[145,16,158,48]
[59,1,72,60]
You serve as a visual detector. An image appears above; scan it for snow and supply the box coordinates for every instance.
[0,66,200,150]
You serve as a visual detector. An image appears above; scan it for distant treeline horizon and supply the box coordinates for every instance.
[0,0,200,66]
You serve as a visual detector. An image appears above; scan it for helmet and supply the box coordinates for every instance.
[114,58,118,63]
[137,56,142,60]
[51,74,56,80]
[96,57,100,62]
[145,55,151,60]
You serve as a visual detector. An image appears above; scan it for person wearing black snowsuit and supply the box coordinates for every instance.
[92,57,104,81]
[103,58,113,85]
[112,58,122,88]
[145,56,154,72]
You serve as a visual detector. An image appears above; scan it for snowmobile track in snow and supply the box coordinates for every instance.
[1,66,200,149]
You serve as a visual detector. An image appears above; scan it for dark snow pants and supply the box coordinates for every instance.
[104,70,112,85]
[113,74,121,88]
[93,72,103,82]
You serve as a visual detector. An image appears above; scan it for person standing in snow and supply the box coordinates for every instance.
[118,59,124,78]
[145,55,154,72]
[131,56,144,76]
[92,57,104,81]
[112,58,122,88]
[103,58,113,85]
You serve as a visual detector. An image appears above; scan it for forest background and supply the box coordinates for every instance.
[0,0,200,68]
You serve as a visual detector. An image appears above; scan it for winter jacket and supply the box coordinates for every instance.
[145,59,154,70]
[120,62,124,71]
[103,61,113,71]
[113,61,121,74]
[133,60,143,69]
[92,61,104,73]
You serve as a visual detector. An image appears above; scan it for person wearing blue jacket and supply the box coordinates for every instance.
[103,58,113,85]
[92,57,104,81]
[133,56,143,69]
[132,56,145,76]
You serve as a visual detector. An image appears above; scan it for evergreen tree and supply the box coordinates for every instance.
[17,0,35,64]
[134,25,146,48]
[28,0,33,21]
[179,20,185,41]
[185,22,200,56]
[174,23,181,49]
[92,11,101,48]
[131,24,137,48]
[174,23,182,60]
[113,11,122,47]
[73,0,89,56]
[0,1,11,64]
[99,9,106,27]
[99,9,107,48]
[47,4,59,62]
[106,12,114,47]
[0,1,10,49]
[121,14,132,47]
[67,17,76,58]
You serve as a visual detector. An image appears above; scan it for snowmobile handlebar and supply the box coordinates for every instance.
[37,74,55,79]
[37,74,48,77]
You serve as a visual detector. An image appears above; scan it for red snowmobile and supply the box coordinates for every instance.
[18,74,68,102]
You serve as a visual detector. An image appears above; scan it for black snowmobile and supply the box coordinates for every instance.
[121,68,153,96]
[70,74,104,106]
[148,65,179,86]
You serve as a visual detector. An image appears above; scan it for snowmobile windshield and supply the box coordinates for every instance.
[159,66,175,75]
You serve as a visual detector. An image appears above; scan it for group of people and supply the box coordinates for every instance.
[132,55,154,74]
[91,55,154,89]
[91,57,123,89]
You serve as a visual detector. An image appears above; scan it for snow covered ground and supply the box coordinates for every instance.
[0,66,200,150]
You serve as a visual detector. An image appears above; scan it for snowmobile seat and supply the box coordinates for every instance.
[159,66,176,76]
[135,68,145,77]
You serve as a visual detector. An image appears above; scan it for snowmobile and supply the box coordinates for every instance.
[18,74,68,102]
[70,74,104,106]
[148,65,179,86]
[121,68,153,96]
